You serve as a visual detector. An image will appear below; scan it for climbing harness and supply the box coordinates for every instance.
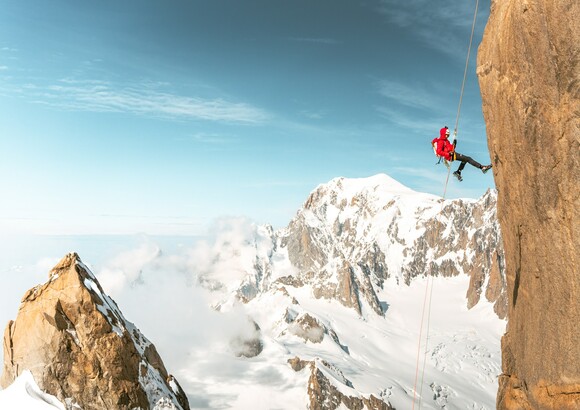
[412,0,480,408]
[436,156,451,169]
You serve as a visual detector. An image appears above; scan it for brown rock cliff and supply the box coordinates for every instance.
[477,0,580,408]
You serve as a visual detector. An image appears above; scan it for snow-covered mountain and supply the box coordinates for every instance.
[206,174,505,317]
[185,174,506,409]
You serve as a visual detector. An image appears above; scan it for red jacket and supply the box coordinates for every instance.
[432,128,455,161]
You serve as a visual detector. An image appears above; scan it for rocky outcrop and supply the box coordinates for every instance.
[288,358,394,410]
[229,320,263,358]
[0,253,190,410]
[287,312,326,343]
[282,311,348,353]
[477,0,580,408]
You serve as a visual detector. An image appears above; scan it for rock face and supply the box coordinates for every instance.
[288,358,393,410]
[477,0,580,408]
[0,253,190,410]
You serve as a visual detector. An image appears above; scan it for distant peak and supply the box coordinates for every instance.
[305,174,416,210]
[328,174,414,193]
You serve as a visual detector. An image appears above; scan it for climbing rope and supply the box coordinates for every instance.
[412,187,447,410]
[412,0,480,408]
[453,0,481,141]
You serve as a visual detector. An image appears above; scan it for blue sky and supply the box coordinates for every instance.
[0,0,493,235]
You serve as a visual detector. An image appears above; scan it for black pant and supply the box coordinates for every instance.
[454,152,482,171]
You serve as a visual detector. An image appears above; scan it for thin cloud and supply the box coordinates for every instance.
[21,79,270,124]
[241,180,308,189]
[377,79,443,109]
[391,166,455,197]
[375,105,441,134]
[377,0,488,59]
[300,109,325,120]
[378,0,478,31]
[288,37,338,45]
[190,133,238,145]
[392,166,446,184]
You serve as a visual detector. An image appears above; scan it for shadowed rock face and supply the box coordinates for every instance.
[0,253,190,410]
[288,357,394,410]
[477,0,580,408]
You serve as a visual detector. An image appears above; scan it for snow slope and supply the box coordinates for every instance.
[177,274,504,409]
[0,371,64,410]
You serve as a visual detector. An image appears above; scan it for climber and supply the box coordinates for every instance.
[432,126,492,181]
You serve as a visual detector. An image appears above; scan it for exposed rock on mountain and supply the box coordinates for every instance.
[287,312,325,343]
[205,175,505,321]
[0,253,190,410]
[288,357,393,410]
[229,320,263,358]
[277,175,506,318]
[477,0,580,408]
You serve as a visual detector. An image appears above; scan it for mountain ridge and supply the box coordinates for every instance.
[218,174,506,319]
